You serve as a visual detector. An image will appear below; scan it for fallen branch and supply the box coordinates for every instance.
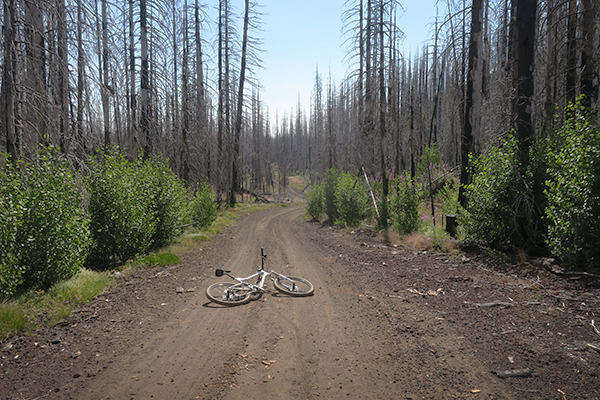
[592,320,600,337]
[465,301,514,308]
[408,288,443,296]
[494,369,532,378]
[362,167,379,219]
[587,343,600,353]
[558,270,600,279]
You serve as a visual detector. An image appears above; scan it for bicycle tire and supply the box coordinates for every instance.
[273,276,314,296]
[205,282,252,306]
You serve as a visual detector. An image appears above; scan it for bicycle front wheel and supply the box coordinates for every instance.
[206,283,252,306]
[273,276,314,296]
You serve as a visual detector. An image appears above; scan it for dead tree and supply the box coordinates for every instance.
[3,0,18,163]
[459,0,484,208]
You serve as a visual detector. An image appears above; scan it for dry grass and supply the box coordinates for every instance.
[403,232,433,250]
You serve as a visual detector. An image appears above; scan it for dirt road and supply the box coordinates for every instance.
[2,201,599,399]
[77,204,507,400]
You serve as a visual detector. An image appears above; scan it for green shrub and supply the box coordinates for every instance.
[546,102,600,268]
[335,173,369,226]
[459,137,519,245]
[140,157,188,249]
[459,134,547,250]
[86,150,156,266]
[391,173,420,235]
[421,224,452,251]
[305,183,324,220]
[324,167,339,223]
[16,149,90,290]
[439,175,459,216]
[189,181,218,229]
[417,144,444,186]
[0,159,24,296]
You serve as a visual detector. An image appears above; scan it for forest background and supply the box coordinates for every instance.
[0,0,599,299]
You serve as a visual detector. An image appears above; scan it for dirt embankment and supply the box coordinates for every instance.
[1,203,599,399]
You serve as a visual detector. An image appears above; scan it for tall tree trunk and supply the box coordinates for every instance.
[128,0,137,159]
[544,0,557,130]
[511,0,537,167]
[25,0,47,148]
[566,0,577,103]
[101,0,110,147]
[218,0,229,194]
[459,0,483,208]
[3,0,18,163]
[327,75,336,169]
[364,0,373,172]
[378,2,388,232]
[195,0,208,180]
[229,0,250,206]
[140,0,151,156]
[76,0,85,154]
[172,0,179,163]
[58,0,69,153]
[580,0,599,113]
[181,0,190,184]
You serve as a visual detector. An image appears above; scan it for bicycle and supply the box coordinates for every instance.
[205,248,314,306]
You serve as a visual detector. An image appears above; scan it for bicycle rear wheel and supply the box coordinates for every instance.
[206,283,252,306]
[273,276,314,296]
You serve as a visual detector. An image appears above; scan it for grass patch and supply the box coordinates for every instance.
[0,302,26,339]
[139,253,180,267]
[49,269,113,303]
[0,269,113,339]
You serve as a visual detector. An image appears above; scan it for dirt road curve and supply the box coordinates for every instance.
[2,201,599,399]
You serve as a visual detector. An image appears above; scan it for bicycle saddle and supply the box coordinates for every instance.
[215,268,231,277]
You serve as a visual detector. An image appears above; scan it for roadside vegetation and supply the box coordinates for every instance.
[0,146,271,339]
[305,101,600,270]
[306,147,459,253]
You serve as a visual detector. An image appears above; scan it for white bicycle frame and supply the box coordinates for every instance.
[218,248,300,296]
[221,268,297,295]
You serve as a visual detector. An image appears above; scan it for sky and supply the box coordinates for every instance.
[252,0,440,123]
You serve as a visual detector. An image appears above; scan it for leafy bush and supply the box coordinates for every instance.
[335,173,369,226]
[16,149,90,290]
[86,150,156,266]
[545,102,600,268]
[439,175,459,216]
[459,134,548,250]
[188,182,218,229]
[323,167,339,223]
[305,183,324,220]
[459,137,519,245]
[417,144,444,184]
[391,173,420,235]
[421,224,452,251]
[140,157,188,248]
[0,159,25,296]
